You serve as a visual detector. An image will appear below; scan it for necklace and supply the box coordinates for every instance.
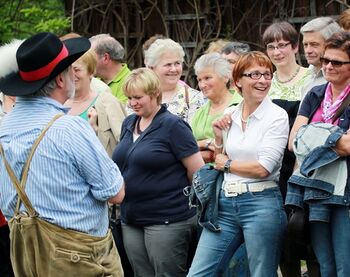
[240,113,248,123]
[275,65,301,84]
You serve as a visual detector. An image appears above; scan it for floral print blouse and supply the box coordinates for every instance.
[164,84,205,124]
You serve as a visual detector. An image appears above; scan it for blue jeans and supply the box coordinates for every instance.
[310,205,350,277]
[187,188,287,277]
[222,243,250,277]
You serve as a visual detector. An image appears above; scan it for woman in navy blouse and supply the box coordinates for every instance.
[112,67,204,277]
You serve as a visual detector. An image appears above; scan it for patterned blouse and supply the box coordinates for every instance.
[164,84,204,124]
[269,68,312,101]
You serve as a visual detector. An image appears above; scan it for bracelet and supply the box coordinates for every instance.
[213,140,223,148]
[205,139,212,150]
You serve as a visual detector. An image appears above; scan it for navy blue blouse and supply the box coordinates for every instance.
[112,105,198,226]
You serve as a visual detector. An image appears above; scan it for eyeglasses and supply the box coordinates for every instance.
[320,57,350,67]
[241,71,273,80]
[266,42,291,51]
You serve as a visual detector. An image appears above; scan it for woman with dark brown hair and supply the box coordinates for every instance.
[262,21,311,101]
[289,31,350,277]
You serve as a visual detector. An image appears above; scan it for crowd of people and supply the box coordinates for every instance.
[0,8,349,277]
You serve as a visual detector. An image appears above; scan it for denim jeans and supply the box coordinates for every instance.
[187,188,287,277]
[221,243,250,277]
[310,205,350,277]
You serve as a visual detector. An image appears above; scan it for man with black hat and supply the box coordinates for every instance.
[0,32,125,276]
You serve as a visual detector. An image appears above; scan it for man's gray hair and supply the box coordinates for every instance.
[300,17,341,40]
[221,42,250,55]
[30,67,70,97]
[194,52,232,80]
[89,34,125,62]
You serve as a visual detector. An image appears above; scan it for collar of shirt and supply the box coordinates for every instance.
[309,64,324,79]
[16,96,70,114]
[231,96,271,124]
[109,63,130,84]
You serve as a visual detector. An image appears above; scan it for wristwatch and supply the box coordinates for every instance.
[224,159,232,173]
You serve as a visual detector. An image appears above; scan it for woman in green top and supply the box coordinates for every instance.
[65,50,126,157]
[192,52,236,163]
[263,21,311,101]
[263,21,320,277]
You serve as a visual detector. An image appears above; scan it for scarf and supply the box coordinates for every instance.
[322,83,350,123]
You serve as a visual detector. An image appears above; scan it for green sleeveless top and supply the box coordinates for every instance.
[79,96,99,121]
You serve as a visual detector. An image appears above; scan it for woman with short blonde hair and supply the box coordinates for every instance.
[113,67,204,277]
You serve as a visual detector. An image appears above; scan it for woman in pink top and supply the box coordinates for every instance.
[289,31,350,277]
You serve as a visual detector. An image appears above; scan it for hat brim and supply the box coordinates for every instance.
[0,37,90,96]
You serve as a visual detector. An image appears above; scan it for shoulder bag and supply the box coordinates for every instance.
[0,114,123,277]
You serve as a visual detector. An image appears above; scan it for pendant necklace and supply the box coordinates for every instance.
[275,65,301,84]
[240,113,248,123]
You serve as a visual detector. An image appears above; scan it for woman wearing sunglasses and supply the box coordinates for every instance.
[289,31,350,277]
[188,51,289,277]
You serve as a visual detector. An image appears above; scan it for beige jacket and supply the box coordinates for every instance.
[95,90,127,157]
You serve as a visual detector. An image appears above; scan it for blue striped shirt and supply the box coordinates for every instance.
[0,97,123,236]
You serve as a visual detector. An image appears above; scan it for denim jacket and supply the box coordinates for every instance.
[183,164,223,232]
[286,122,348,222]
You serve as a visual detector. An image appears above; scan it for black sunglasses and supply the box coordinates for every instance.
[320,57,350,67]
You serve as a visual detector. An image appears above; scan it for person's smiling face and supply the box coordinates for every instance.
[322,48,350,87]
[197,67,228,100]
[236,64,272,104]
[151,52,183,90]
[266,40,297,67]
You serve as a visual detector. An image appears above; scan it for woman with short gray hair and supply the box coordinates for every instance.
[191,52,236,163]
[144,38,204,123]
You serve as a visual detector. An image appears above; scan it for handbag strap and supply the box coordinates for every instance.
[184,85,190,109]
[332,91,350,123]
[0,114,64,217]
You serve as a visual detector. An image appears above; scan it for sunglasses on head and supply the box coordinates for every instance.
[320,57,350,67]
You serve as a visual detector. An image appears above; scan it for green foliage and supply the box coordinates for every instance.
[0,0,70,43]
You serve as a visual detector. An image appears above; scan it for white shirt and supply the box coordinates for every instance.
[301,65,327,100]
[225,96,289,183]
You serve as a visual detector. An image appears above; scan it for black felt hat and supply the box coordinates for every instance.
[0,32,90,96]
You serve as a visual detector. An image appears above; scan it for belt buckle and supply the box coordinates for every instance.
[224,190,238,197]
[224,181,239,197]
